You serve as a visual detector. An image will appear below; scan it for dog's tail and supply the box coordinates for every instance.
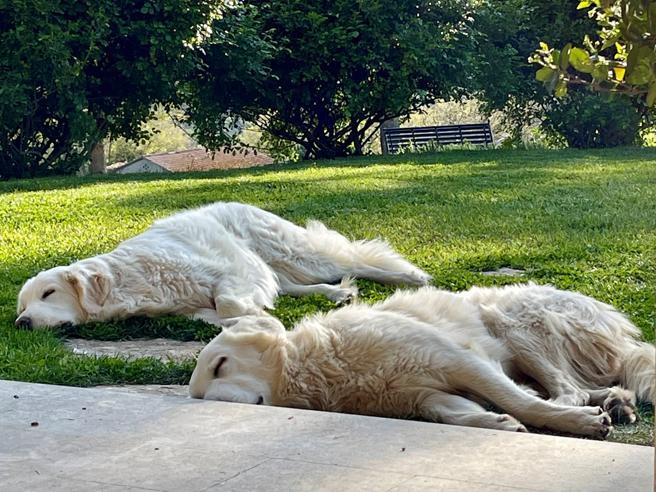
[620,341,655,404]
[305,220,431,286]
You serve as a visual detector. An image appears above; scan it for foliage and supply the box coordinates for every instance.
[542,90,642,147]
[474,0,598,131]
[474,0,648,146]
[0,0,221,179]
[190,0,476,159]
[532,1,656,105]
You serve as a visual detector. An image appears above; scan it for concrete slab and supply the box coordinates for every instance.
[1,380,653,492]
[97,384,190,397]
[64,338,205,362]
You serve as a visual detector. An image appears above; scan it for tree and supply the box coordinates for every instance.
[532,1,656,105]
[473,0,599,136]
[189,0,476,159]
[473,0,648,147]
[0,0,221,179]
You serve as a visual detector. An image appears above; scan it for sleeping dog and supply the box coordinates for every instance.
[190,283,654,438]
[16,202,430,329]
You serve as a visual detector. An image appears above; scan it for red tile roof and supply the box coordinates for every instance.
[112,148,274,173]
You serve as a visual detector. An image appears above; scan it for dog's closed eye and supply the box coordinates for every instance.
[213,356,227,378]
[41,289,55,300]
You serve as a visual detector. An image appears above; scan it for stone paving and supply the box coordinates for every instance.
[64,338,205,362]
[1,380,653,492]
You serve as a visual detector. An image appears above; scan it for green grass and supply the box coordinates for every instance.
[1,147,654,445]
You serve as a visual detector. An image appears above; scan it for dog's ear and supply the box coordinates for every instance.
[65,267,111,315]
[256,315,286,335]
[227,314,285,336]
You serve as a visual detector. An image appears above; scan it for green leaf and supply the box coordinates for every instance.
[536,66,555,82]
[554,80,568,97]
[576,1,591,10]
[569,47,594,73]
[560,43,572,71]
[626,64,651,85]
[592,64,609,81]
[625,46,641,78]
[647,82,656,107]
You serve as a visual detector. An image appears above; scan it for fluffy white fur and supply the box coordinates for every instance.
[190,283,655,438]
[16,202,430,329]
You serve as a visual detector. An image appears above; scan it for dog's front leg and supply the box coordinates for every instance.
[419,391,527,432]
[187,308,224,327]
[213,293,268,322]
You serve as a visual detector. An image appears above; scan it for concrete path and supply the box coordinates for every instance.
[1,380,653,492]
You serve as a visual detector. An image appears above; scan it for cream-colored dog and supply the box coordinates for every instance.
[190,283,655,438]
[16,202,430,329]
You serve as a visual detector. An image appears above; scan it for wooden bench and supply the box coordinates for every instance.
[382,122,493,154]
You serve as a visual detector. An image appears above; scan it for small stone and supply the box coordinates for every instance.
[481,267,526,277]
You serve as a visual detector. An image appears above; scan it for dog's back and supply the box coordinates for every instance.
[463,283,654,402]
[278,302,506,416]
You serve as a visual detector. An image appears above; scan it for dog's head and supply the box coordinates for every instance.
[189,315,286,405]
[16,263,111,329]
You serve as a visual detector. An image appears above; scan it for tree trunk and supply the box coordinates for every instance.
[380,118,400,155]
[89,142,106,174]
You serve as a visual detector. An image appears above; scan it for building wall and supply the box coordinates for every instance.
[114,159,169,174]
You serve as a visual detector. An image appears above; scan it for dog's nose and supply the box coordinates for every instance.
[15,316,33,330]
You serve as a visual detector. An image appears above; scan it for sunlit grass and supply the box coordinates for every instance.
[1,147,654,444]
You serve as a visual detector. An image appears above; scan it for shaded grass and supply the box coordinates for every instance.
[1,147,654,444]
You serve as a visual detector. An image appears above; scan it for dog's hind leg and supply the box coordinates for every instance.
[511,352,591,406]
[303,221,431,286]
[448,356,613,438]
[278,275,358,304]
[588,386,638,425]
[419,391,527,432]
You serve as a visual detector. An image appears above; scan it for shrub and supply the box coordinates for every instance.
[542,91,642,148]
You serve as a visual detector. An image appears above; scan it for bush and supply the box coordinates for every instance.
[542,91,642,148]
[191,0,476,160]
[0,0,220,180]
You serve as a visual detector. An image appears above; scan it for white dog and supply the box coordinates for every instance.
[190,283,655,438]
[16,202,430,329]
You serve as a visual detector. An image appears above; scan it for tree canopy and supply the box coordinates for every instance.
[0,0,222,179]
[189,0,476,159]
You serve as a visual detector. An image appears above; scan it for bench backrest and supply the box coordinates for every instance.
[382,122,493,154]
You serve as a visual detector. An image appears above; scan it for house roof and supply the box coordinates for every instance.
[108,148,274,173]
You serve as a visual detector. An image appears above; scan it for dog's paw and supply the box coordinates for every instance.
[603,388,638,425]
[579,407,613,439]
[496,414,528,433]
[405,269,432,286]
[331,277,359,305]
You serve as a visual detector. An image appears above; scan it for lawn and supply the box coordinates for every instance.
[1,147,654,445]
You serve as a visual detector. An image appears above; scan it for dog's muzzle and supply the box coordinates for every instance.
[15,316,33,330]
